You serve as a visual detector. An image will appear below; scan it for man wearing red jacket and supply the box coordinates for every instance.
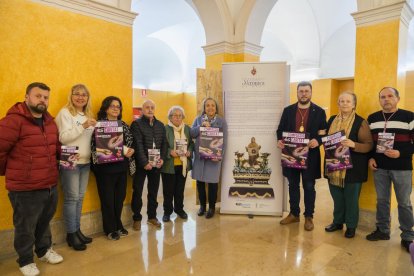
[0,83,63,276]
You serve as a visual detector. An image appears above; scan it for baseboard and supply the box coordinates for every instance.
[0,205,134,260]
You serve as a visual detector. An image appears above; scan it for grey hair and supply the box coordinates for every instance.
[167,105,185,120]
[338,91,357,109]
[142,99,155,108]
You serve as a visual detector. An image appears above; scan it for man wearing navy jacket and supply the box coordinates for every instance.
[366,87,414,253]
[277,81,327,231]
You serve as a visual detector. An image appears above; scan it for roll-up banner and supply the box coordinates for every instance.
[220,62,290,216]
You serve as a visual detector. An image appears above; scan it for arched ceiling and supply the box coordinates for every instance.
[131,0,205,92]
[260,0,357,81]
[132,0,414,91]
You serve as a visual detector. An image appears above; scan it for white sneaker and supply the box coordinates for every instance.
[19,263,40,276]
[39,248,63,264]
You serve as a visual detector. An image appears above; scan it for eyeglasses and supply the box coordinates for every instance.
[72,93,88,98]
[109,105,122,110]
[172,114,183,118]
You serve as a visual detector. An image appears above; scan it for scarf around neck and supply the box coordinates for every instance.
[326,110,355,188]
[203,114,217,125]
[168,121,187,177]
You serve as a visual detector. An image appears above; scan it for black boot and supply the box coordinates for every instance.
[197,181,207,217]
[66,233,87,251]
[197,206,206,216]
[77,229,92,244]
[205,208,215,219]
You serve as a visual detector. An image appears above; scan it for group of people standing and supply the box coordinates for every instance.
[0,81,412,276]
[277,81,414,253]
[0,82,226,276]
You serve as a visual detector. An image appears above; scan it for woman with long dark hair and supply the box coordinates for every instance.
[91,96,136,240]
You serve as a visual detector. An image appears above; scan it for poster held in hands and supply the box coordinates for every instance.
[322,130,353,172]
[175,139,188,156]
[199,127,223,160]
[60,146,79,170]
[148,149,160,166]
[281,132,309,169]
[95,120,124,164]
[376,132,395,153]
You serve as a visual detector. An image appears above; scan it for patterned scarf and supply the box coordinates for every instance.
[203,114,217,125]
[168,121,187,177]
[326,110,355,188]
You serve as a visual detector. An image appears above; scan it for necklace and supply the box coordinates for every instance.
[382,109,398,132]
[298,108,309,132]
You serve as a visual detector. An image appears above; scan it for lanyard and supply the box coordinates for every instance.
[382,110,398,133]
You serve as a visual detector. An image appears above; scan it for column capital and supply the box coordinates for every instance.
[352,1,414,27]
[202,41,263,57]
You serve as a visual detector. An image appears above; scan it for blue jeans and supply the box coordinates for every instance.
[287,170,316,218]
[374,169,414,241]
[60,164,90,233]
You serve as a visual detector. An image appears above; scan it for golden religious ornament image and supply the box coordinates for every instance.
[230,137,274,199]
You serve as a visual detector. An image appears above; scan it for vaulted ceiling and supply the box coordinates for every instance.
[132,0,414,92]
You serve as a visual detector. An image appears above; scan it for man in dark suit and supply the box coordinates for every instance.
[276,81,327,231]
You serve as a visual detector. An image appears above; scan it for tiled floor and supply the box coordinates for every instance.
[1,179,413,275]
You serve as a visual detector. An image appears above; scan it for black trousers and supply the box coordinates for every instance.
[131,167,161,221]
[196,181,218,209]
[8,186,58,267]
[161,166,187,215]
[95,172,127,235]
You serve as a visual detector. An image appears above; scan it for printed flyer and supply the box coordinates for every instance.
[199,127,223,160]
[281,132,309,169]
[376,132,395,153]
[95,120,124,164]
[322,130,353,172]
[175,139,188,156]
[60,146,79,170]
[148,149,160,166]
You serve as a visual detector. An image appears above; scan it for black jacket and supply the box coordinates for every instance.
[130,116,167,168]
[277,102,327,180]
[324,114,370,183]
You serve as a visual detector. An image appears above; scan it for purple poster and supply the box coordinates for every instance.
[376,132,395,153]
[322,130,353,172]
[95,120,124,164]
[281,132,309,169]
[199,127,223,160]
[60,146,79,170]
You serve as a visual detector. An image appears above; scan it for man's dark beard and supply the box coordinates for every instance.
[28,104,47,114]
[299,98,310,105]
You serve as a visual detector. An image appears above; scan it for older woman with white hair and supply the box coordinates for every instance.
[161,106,194,222]
[324,91,373,238]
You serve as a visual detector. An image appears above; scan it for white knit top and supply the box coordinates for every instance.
[55,108,94,164]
